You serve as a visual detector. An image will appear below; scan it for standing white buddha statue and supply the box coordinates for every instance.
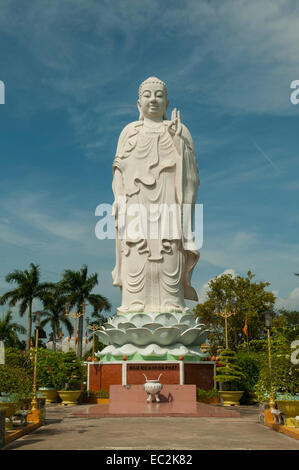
[112,77,200,314]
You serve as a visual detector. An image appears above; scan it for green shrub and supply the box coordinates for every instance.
[33,349,84,390]
[196,388,219,399]
[0,364,33,399]
[36,349,63,388]
[236,350,261,403]
[89,389,109,398]
[5,347,32,371]
[1,347,84,396]
[52,351,84,390]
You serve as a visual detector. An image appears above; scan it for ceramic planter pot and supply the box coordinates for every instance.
[0,402,18,431]
[58,390,81,406]
[83,397,110,404]
[276,400,299,427]
[248,392,258,404]
[97,398,109,404]
[197,397,220,404]
[0,402,18,417]
[38,388,59,404]
[219,391,244,406]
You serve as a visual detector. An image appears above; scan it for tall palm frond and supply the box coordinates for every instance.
[0,311,26,347]
[0,263,55,351]
[57,265,111,357]
[40,291,74,351]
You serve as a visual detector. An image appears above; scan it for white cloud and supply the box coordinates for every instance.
[275,287,299,311]
[0,190,91,241]
[192,267,299,312]
[24,211,88,242]
[164,0,299,115]
[0,0,298,163]
[0,218,43,249]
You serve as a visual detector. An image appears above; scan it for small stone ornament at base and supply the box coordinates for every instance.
[143,373,163,403]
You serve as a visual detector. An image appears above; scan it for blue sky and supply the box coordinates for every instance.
[0,0,299,336]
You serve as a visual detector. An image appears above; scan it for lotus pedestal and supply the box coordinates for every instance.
[89,312,215,399]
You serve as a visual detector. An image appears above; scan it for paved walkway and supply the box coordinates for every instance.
[4,404,299,450]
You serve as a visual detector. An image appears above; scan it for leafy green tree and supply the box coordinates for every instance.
[0,311,26,347]
[254,327,299,400]
[193,271,275,352]
[272,309,299,343]
[0,264,54,351]
[40,292,73,351]
[58,265,111,358]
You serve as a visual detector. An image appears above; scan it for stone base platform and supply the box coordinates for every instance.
[110,384,196,404]
[74,384,240,418]
[109,384,197,414]
[73,402,240,418]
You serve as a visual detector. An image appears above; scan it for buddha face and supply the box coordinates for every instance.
[138,82,168,121]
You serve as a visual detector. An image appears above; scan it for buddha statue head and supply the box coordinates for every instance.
[138,76,169,121]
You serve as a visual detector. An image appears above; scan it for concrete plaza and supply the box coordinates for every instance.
[3,404,299,450]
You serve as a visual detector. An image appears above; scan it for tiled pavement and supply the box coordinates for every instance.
[3,404,299,450]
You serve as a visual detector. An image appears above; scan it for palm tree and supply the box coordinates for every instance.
[40,292,74,351]
[0,310,26,347]
[0,263,54,351]
[58,265,111,358]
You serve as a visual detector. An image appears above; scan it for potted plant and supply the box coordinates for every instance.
[37,354,60,404]
[57,352,83,406]
[0,393,19,431]
[275,393,299,427]
[37,349,70,404]
[58,382,82,406]
[85,389,109,404]
[215,349,245,406]
[38,385,59,404]
[196,388,220,404]
[95,389,109,404]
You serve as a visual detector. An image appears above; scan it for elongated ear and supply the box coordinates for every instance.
[163,99,169,120]
[137,99,144,120]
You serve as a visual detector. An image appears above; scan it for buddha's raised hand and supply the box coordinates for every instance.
[167,108,183,154]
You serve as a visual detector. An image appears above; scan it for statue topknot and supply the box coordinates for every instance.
[138,77,168,98]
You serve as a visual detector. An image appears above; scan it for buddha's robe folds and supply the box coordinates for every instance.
[112,120,200,313]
